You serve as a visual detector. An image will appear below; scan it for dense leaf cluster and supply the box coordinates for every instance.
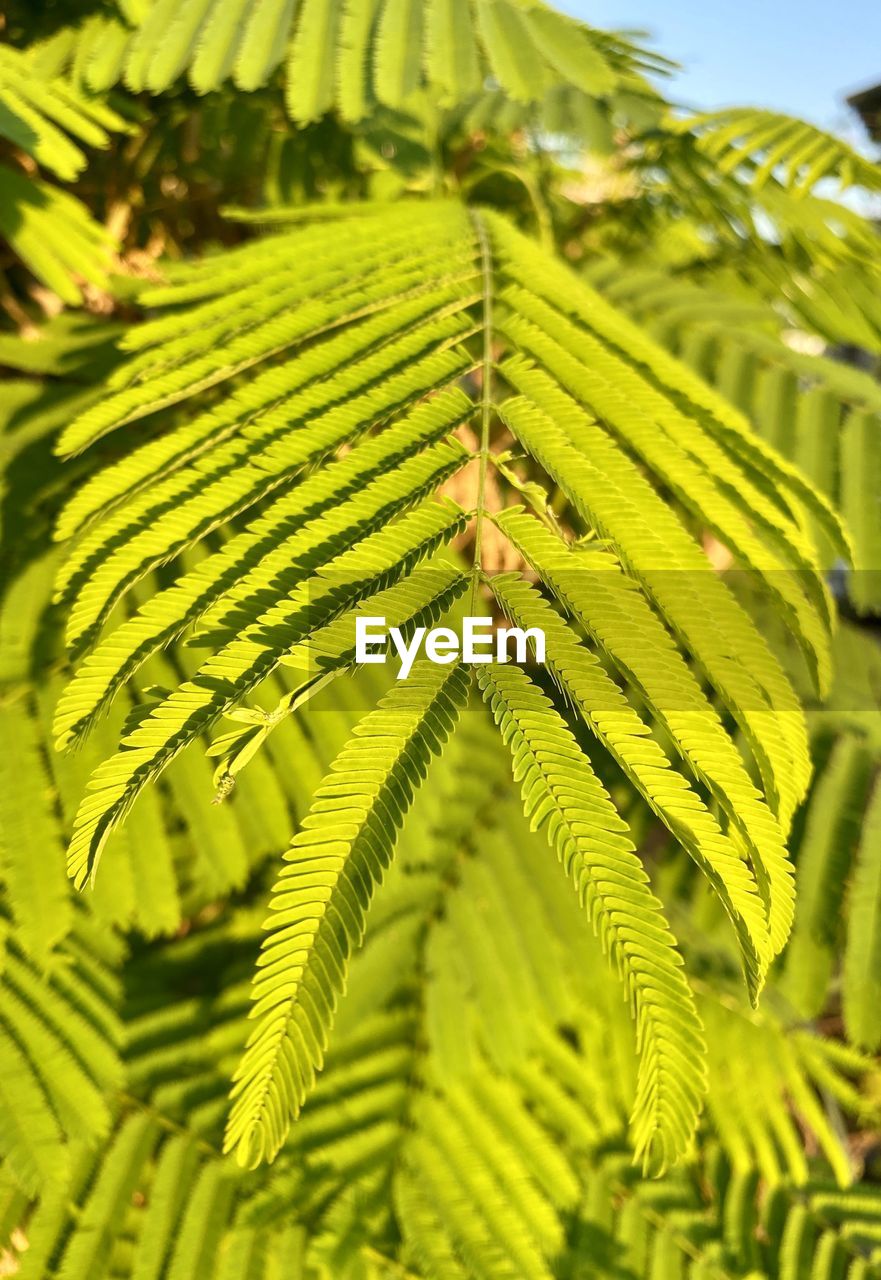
[0,3,879,1278]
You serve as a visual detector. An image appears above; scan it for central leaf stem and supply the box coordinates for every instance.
[470,210,494,612]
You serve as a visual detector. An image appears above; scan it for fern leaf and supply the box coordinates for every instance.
[0,961,111,1145]
[189,0,251,92]
[131,1136,201,1280]
[588,254,876,617]
[0,1024,69,1196]
[842,410,881,616]
[492,507,795,958]
[143,0,215,92]
[0,931,121,1195]
[124,0,182,90]
[36,0,661,131]
[233,0,296,92]
[425,0,482,102]
[54,425,469,747]
[0,698,71,962]
[497,386,809,833]
[0,45,129,179]
[843,775,881,1051]
[225,660,469,1166]
[492,212,850,565]
[65,511,466,888]
[477,660,707,1171]
[194,445,468,646]
[487,566,775,989]
[80,16,132,93]
[374,0,424,108]
[784,737,874,1019]
[51,201,831,1070]
[493,259,837,695]
[524,7,615,97]
[165,1161,238,1280]
[336,0,383,122]
[475,0,542,104]
[395,1168,471,1278]
[50,1113,158,1279]
[285,0,343,123]
[0,166,116,307]
[402,1079,564,1280]
[59,338,472,653]
[55,281,475,540]
[678,108,881,195]
[58,216,478,454]
[795,388,841,503]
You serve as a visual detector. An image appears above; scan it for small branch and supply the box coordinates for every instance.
[469,210,494,613]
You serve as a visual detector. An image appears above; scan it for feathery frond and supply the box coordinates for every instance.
[0,45,127,303]
[29,0,658,128]
[782,735,874,1020]
[844,775,881,1051]
[225,660,470,1167]
[0,921,122,1197]
[478,658,706,1171]
[0,45,128,181]
[676,107,881,195]
[47,200,845,1169]
[586,255,881,615]
[3,3,881,1272]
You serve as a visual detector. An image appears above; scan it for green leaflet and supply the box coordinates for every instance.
[524,7,615,97]
[585,254,880,619]
[498,388,809,834]
[0,167,115,307]
[0,930,122,1196]
[843,775,881,1050]
[0,1023,76,1196]
[497,305,834,660]
[54,417,471,746]
[784,736,875,1020]
[475,0,544,104]
[677,107,881,195]
[374,0,424,107]
[7,701,878,1269]
[0,46,129,180]
[402,1081,565,1280]
[143,0,216,93]
[0,46,127,304]
[842,411,881,616]
[29,0,654,125]
[225,660,470,1166]
[65,506,467,888]
[285,0,342,123]
[197,442,469,647]
[57,215,479,455]
[56,280,476,542]
[59,339,473,652]
[492,505,795,958]
[477,660,706,1171]
[487,566,774,991]
[48,1114,158,1280]
[189,0,251,92]
[486,210,850,565]
[0,697,71,962]
[425,0,482,102]
[233,0,296,93]
[336,0,382,122]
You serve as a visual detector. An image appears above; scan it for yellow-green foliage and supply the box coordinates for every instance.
[1,3,880,1278]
